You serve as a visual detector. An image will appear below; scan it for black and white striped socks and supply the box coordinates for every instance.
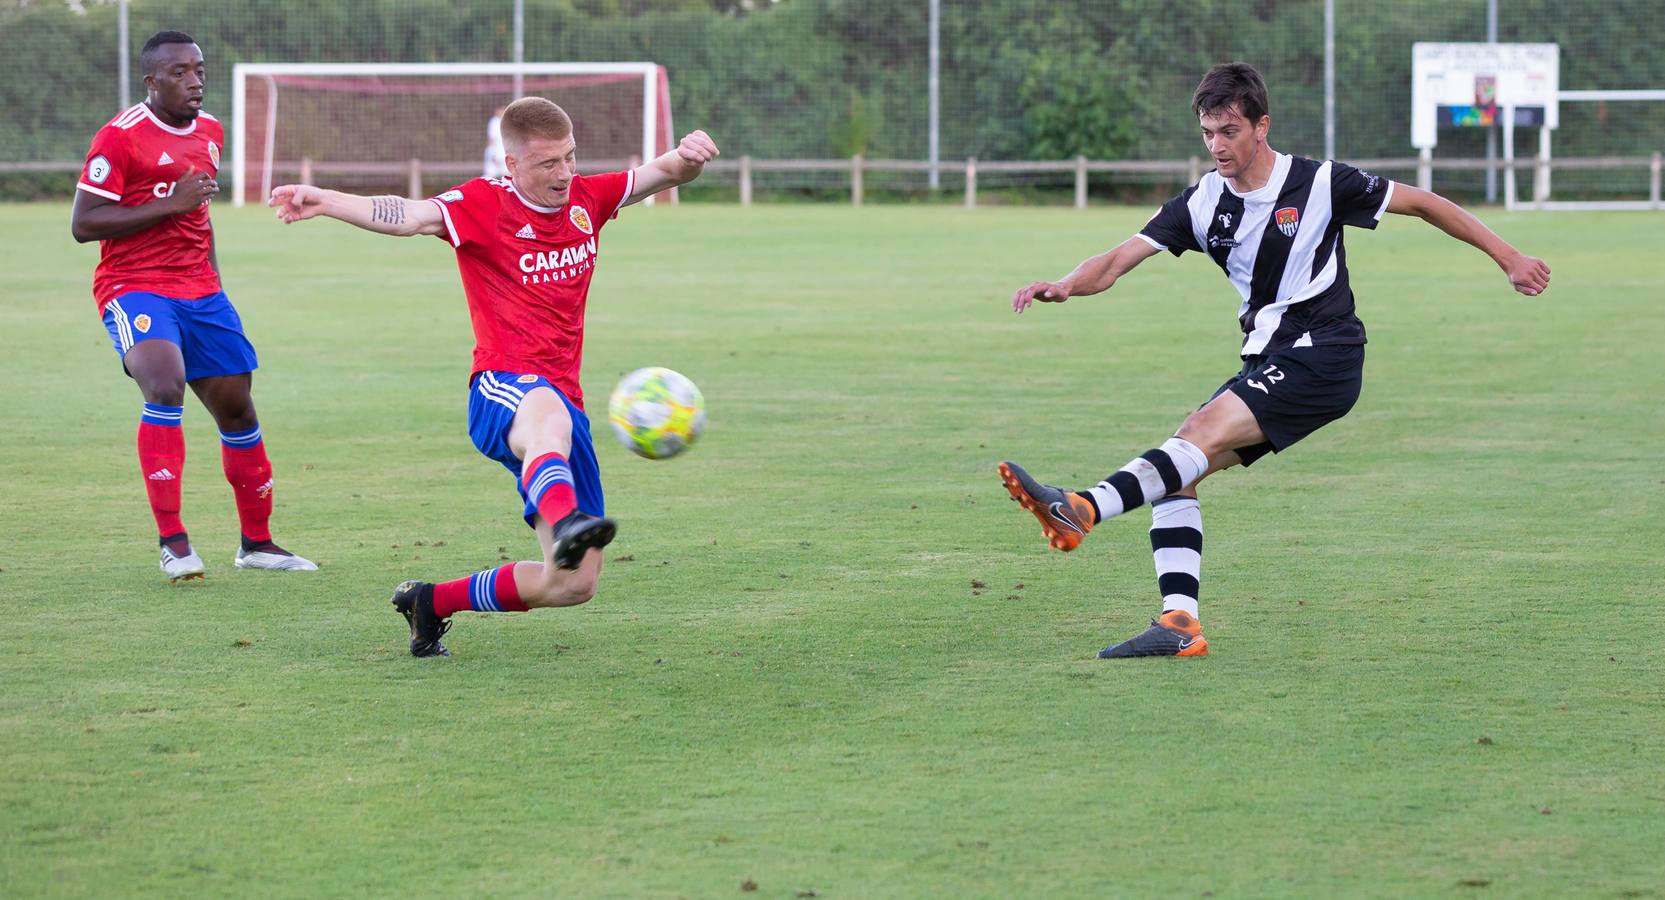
[1080,437,1210,523]
[1150,496,1203,618]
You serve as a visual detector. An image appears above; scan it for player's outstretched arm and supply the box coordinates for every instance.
[268,185,445,238]
[1386,184,1550,296]
[1012,236,1162,313]
[626,130,719,206]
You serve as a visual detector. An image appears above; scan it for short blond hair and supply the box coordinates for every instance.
[500,97,573,153]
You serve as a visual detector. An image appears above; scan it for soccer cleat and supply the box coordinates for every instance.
[1098,609,1209,659]
[998,461,1096,551]
[391,580,451,658]
[234,541,319,571]
[160,544,206,583]
[550,512,617,570]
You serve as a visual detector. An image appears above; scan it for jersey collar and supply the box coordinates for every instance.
[1224,152,1290,201]
[508,182,564,214]
[138,102,199,136]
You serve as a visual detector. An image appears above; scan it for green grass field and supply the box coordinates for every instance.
[3,200,1662,897]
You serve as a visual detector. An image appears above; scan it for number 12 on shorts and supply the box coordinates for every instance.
[1245,364,1285,395]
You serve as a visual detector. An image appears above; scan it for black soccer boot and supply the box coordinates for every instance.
[550,511,617,570]
[391,580,451,658]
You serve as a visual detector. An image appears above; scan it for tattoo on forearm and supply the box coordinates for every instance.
[370,196,406,225]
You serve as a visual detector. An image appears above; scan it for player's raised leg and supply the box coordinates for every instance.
[392,377,614,658]
[1000,390,1261,550]
[190,371,316,572]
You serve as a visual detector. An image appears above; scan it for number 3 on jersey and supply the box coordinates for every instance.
[1245,364,1285,395]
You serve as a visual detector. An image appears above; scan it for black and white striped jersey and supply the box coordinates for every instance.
[1137,153,1394,358]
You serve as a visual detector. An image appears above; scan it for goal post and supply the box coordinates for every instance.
[1524,89,1665,211]
[231,62,673,207]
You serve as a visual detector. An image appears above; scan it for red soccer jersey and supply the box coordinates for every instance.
[428,171,635,410]
[77,103,224,314]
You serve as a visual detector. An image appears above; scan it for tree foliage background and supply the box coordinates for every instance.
[3,0,1661,195]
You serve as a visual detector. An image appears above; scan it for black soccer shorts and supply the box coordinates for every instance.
[1210,343,1364,466]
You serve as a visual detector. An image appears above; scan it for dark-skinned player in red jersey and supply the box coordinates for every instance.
[269,97,718,657]
[72,31,315,582]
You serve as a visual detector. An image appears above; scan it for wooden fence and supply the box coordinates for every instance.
[8,153,1661,209]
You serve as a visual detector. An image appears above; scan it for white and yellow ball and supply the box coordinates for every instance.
[607,367,705,460]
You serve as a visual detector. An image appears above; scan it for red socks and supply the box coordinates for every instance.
[219,426,274,542]
[433,563,527,618]
[137,405,186,537]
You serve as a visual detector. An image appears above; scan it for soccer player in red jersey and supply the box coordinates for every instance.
[72,31,315,582]
[269,97,718,657]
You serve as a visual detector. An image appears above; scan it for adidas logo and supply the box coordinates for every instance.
[147,468,177,481]
[157,151,174,166]
[256,478,274,500]
[514,223,536,240]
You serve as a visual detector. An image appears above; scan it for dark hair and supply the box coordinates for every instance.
[1192,62,1269,123]
[141,31,197,74]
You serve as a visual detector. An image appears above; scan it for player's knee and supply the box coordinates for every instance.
[215,406,258,432]
[139,378,187,407]
[525,571,597,608]
[1174,413,1222,457]
[562,578,598,606]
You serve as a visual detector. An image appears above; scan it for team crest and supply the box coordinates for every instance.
[569,205,593,235]
[207,140,220,169]
[1275,206,1300,237]
[516,374,539,384]
[134,314,152,333]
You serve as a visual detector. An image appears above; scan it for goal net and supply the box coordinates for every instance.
[231,63,673,207]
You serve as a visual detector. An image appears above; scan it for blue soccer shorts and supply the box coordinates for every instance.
[102,290,259,381]
[467,370,604,527]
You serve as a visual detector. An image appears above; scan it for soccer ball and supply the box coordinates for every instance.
[607,367,705,460]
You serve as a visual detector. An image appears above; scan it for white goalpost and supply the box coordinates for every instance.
[1525,89,1665,211]
[230,62,673,208]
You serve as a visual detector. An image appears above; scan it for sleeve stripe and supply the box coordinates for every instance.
[1373,180,1396,221]
[613,169,635,218]
[77,182,122,201]
[1133,233,1167,251]
[428,198,461,247]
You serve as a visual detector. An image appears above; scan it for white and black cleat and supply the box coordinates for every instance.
[160,545,206,583]
[234,539,319,571]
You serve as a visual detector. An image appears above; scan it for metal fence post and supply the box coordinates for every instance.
[1188,156,1201,183]
[407,158,422,199]
[1534,127,1550,204]
[739,154,752,207]
[1651,152,1662,209]
[1074,155,1087,209]
[299,157,313,186]
[851,154,863,206]
[964,157,976,208]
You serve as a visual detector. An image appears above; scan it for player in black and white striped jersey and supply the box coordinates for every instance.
[999,62,1551,659]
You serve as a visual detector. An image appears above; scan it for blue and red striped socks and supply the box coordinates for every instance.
[521,451,576,525]
[432,563,526,618]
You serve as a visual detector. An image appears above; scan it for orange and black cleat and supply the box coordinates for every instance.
[1098,609,1209,658]
[998,460,1097,552]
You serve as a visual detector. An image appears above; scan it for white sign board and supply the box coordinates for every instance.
[1411,43,1559,149]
